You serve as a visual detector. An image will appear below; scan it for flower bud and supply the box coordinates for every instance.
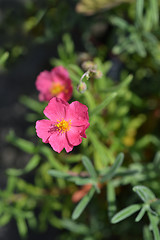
[77,81,87,93]
[81,61,97,71]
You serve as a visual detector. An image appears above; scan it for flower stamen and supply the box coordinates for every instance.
[50,82,65,96]
[55,118,71,133]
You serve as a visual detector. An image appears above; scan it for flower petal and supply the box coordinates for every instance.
[67,126,84,146]
[56,82,73,102]
[36,119,52,143]
[36,71,52,92]
[66,101,89,126]
[44,97,69,121]
[80,126,89,138]
[51,66,69,81]
[49,132,73,153]
[35,71,53,101]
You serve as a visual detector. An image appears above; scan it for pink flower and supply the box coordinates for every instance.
[36,97,90,153]
[35,66,73,102]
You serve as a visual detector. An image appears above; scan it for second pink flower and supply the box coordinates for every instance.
[35,66,73,102]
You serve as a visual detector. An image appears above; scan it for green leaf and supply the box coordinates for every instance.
[20,95,46,114]
[90,92,117,117]
[48,169,69,178]
[40,146,65,170]
[136,0,144,26]
[150,0,159,28]
[65,154,82,163]
[153,151,160,168]
[48,169,95,185]
[0,214,11,226]
[82,156,100,193]
[84,91,96,110]
[72,187,95,220]
[72,178,95,186]
[88,131,114,164]
[101,153,124,182]
[63,34,74,55]
[143,225,153,240]
[133,185,156,203]
[111,204,141,224]
[0,51,9,66]
[131,33,146,57]
[107,182,117,220]
[135,205,147,222]
[119,74,133,89]
[6,176,17,193]
[6,168,23,177]
[135,135,160,149]
[17,218,28,237]
[61,219,89,234]
[148,212,160,240]
[6,130,35,154]
[24,154,40,172]
[82,156,97,179]
[68,64,83,80]
[109,16,129,30]
[7,155,41,176]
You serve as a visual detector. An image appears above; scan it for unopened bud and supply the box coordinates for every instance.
[87,69,103,80]
[81,61,97,71]
[77,81,87,93]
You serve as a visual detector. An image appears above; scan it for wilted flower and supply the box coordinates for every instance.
[72,183,102,202]
[35,66,73,102]
[72,184,92,203]
[36,97,90,153]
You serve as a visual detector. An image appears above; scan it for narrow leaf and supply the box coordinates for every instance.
[17,218,28,237]
[6,155,41,176]
[135,206,147,222]
[107,182,117,220]
[148,212,160,240]
[24,154,41,172]
[48,169,95,185]
[143,225,153,240]
[0,214,11,226]
[88,131,114,164]
[48,169,69,178]
[6,131,35,154]
[20,95,46,113]
[101,153,124,182]
[72,187,95,220]
[133,185,156,203]
[72,178,96,186]
[61,219,89,234]
[0,51,9,65]
[150,0,159,28]
[6,168,24,177]
[136,0,144,26]
[109,16,129,30]
[82,156,97,179]
[111,204,141,224]
[40,146,64,170]
[90,92,117,117]
[153,151,160,168]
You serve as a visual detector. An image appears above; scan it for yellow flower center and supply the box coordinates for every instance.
[55,119,71,133]
[50,82,65,96]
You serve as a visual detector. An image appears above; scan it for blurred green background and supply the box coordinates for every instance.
[0,0,160,239]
